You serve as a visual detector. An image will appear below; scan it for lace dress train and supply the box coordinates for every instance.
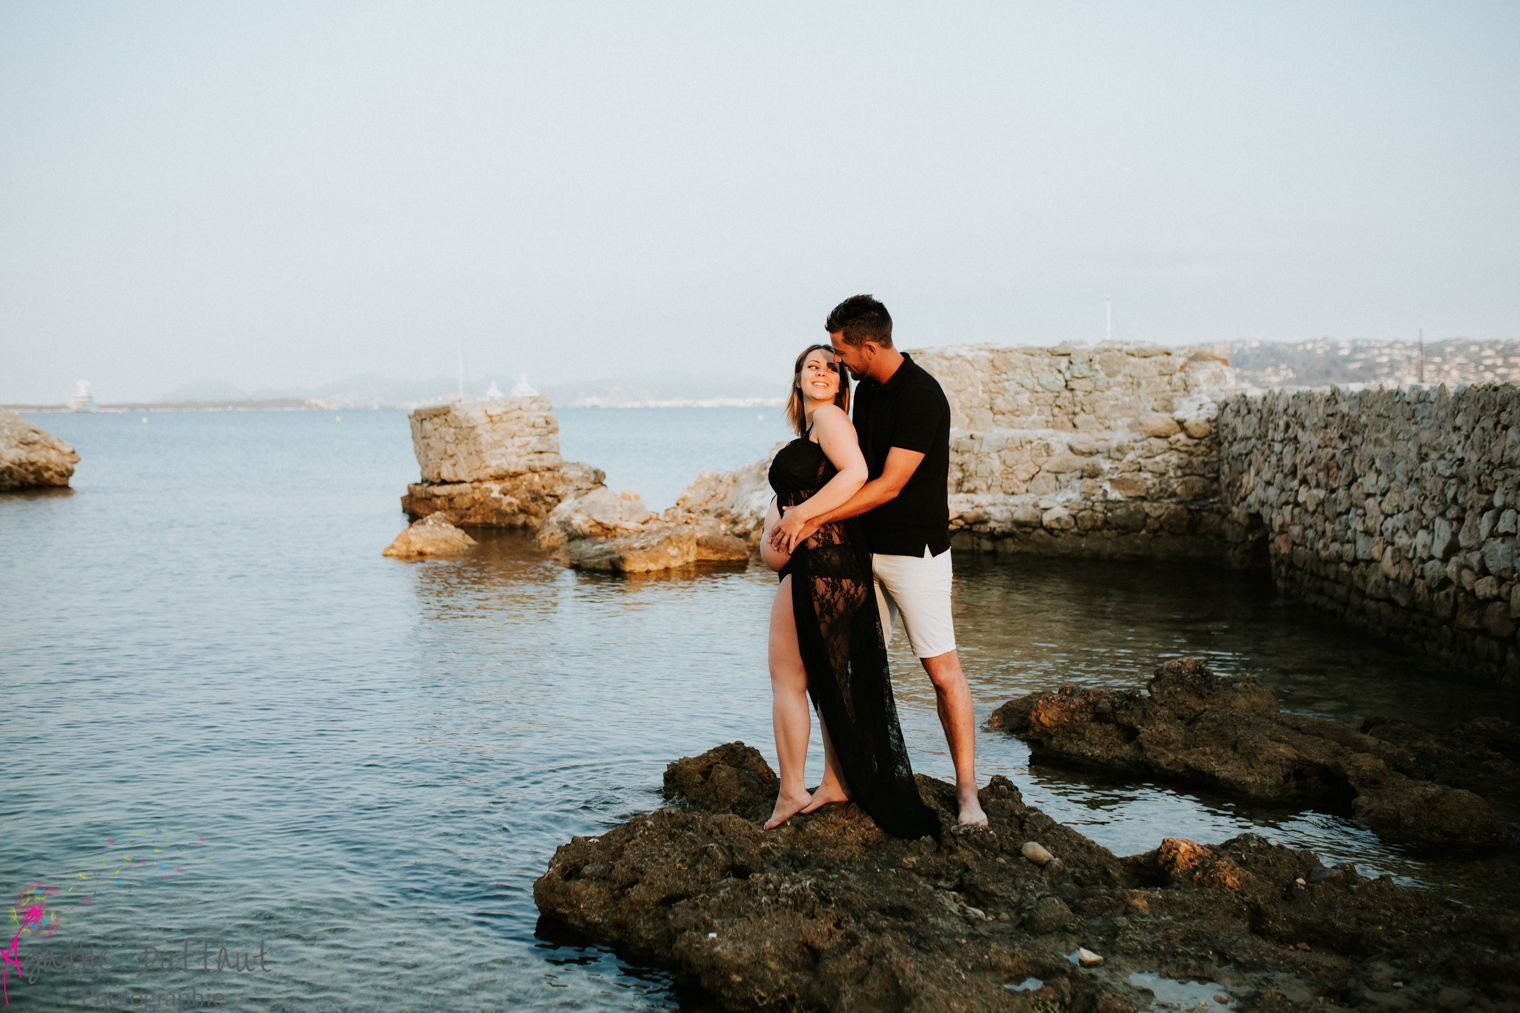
[770,437,940,839]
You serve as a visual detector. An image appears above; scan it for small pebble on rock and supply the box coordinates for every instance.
[1215,996,1229,1005]
[1295,877,1307,886]
[1295,942,1311,951]
[1022,841,1054,865]
[1077,947,1103,967]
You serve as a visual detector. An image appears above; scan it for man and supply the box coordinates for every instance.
[773,294,987,827]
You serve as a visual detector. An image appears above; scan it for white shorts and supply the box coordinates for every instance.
[872,547,956,659]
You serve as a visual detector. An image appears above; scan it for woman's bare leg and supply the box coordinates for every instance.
[765,576,813,829]
[799,717,851,811]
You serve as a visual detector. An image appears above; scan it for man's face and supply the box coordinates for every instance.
[828,332,872,379]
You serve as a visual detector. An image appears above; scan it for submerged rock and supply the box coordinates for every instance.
[382,512,478,558]
[988,658,1512,849]
[536,743,1520,1013]
[0,410,79,490]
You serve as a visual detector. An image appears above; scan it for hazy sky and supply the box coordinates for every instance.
[3,1,1517,403]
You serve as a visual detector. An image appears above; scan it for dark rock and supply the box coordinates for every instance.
[536,742,1520,1013]
[990,658,1511,849]
[1026,896,1073,933]
[1359,715,1520,807]
[662,742,780,822]
[1146,656,1279,718]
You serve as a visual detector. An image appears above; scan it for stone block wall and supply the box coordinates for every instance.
[910,343,1237,558]
[1218,383,1520,686]
[402,397,602,528]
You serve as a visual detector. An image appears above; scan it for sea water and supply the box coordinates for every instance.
[2,408,1515,1011]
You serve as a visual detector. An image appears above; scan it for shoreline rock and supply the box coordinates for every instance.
[382,512,478,558]
[535,742,1520,1012]
[0,410,79,490]
[987,657,1513,849]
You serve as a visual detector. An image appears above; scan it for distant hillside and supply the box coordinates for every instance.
[1227,338,1520,387]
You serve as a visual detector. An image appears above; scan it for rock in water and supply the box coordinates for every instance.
[401,398,604,527]
[382,513,478,558]
[1077,947,1104,967]
[537,452,772,572]
[0,410,79,490]
[987,657,1511,849]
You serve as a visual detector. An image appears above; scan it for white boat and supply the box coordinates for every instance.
[67,380,97,412]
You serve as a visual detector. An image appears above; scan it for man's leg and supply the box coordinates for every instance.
[873,550,986,826]
[920,649,986,826]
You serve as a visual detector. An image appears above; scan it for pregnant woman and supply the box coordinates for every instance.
[759,344,940,838]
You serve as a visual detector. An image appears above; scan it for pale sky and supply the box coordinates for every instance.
[3,1,1517,403]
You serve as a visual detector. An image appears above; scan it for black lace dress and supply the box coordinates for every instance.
[768,433,941,839]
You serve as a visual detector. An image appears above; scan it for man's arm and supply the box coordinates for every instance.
[772,446,924,551]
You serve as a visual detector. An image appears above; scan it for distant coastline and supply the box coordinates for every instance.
[2,397,787,413]
[4,399,334,413]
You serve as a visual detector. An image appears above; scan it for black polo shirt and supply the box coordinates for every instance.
[851,353,952,557]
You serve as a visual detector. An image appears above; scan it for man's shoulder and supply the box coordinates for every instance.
[897,357,950,410]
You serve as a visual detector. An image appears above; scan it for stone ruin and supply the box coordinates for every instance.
[401,397,604,527]
[913,342,1236,558]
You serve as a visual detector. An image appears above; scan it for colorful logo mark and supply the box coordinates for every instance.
[5,826,212,1005]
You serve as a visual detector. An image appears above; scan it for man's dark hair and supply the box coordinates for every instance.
[825,294,893,348]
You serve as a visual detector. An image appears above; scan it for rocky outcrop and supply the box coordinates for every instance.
[988,658,1511,848]
[1218,382,1520,685]
[535,447,775,573]
[0,410,79,490]
[911,343,1238,559]
[402,461,605,528]
[536,742,1520,1013]
[401,397,603,527]
[381,512,477,558]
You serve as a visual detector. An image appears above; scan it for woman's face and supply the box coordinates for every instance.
[798,348,840,403]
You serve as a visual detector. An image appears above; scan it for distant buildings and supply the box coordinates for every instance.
[1228,338,1520,388]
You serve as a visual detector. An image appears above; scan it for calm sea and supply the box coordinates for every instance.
[3,408,1516,1011]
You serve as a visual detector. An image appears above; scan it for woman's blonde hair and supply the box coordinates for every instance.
[784,343,850,435]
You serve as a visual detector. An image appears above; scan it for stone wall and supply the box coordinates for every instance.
[1218,383,1520,686]
[402,397,602,527]
[910,343,1237,558]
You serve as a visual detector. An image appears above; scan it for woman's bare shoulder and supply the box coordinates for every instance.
[811,403,854,431]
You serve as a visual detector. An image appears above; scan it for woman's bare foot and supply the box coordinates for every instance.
[799,785,850,813]
[956,788,988,827]
[764,789,814,829]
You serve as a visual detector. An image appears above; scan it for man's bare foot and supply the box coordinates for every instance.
[957,788,988,827]
[799,785,850,813]
[764,789,814,829]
